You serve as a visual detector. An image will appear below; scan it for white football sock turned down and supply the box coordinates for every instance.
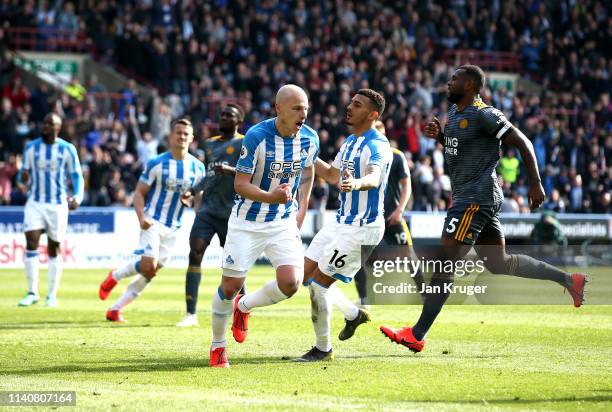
[238,280,288,313]
[211,288,233,350]
[47,256,62,298]
[24,250,39,295]
[111,275,149,311]
[309,282,332,352]
[329,284,359,321]
[113,261,141,281]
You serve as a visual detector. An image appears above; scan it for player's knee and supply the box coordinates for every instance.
[278,278,300,297]
[484,257,509,275]
[188,249,204,266]
[140,261,157,279]
[219,283,240,299]
[47,241,60,257]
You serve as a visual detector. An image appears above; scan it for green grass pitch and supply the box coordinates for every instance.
[0,266,611,411]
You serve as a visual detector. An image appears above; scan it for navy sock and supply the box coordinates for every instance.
[509,255,570,286]
[412,276,453,341]
[353,268,368,300]
[185,270,202,315]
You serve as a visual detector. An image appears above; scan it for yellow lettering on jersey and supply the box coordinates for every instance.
[473,99,487,109]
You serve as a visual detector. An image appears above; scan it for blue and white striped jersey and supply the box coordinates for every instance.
[139,152,205,229]
[20,137,84,204]
[332,128,392,226]
[233,118,319,223]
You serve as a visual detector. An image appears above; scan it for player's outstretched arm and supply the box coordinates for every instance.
[340,164,382,192]
[296,165,314,229]
[234,172,291,204]
[134,181,153,229]
[503,127,545,209]
[314,158,340,185]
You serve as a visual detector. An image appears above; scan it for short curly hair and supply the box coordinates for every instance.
[356,89,385,117]
[458,64,486,91]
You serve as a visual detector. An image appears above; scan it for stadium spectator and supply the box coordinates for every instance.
[0,0,609,214]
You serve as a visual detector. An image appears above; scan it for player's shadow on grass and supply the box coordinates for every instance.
[5,356,297,376]
[413,395,612,405]
[0,321,161,330]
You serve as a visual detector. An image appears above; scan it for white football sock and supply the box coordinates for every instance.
[211,288,232,349]
[309,281,332,352]
[238,280,288,313]
[112,261,141,281]
[24,250,39,295]
[329,284,359,321]
[47,256,62,299]
[111,275,149,311]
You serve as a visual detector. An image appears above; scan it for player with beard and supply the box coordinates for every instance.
[297,89,392,362]
[380,65,588,353]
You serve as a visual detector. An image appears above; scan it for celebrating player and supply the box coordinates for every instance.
[209,85,319,368]
[17,113,84,307]
[296,89,392,362]
[98,118,205,322]
[380,65,588,352]
[176,104,246,327]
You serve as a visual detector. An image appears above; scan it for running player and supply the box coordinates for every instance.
[380,65,588,352]
[17,113,84,307]
[209,85,319,368]
[176,104,245,327]
[296,89,392,362]
[98,118,205,322]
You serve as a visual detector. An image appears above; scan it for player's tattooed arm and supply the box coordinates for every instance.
[189,176,207,196]
[314,158,340,185]
[134,181,153,229]
[296,165,314,229]
[388,176,411,225]
[340,164,382,192]
[503,127,545,209]
[213,163,236,175]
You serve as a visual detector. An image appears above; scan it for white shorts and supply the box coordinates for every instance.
[305,219,385,283]
[221,215,303,278]
[136,221,178,266]
[23,199,69,242]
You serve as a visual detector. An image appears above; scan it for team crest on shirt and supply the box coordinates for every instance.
[459,119,468,129]
[226,146,235,154]
[240,146,248,159]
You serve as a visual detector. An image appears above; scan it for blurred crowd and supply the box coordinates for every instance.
[0,0,610,213]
